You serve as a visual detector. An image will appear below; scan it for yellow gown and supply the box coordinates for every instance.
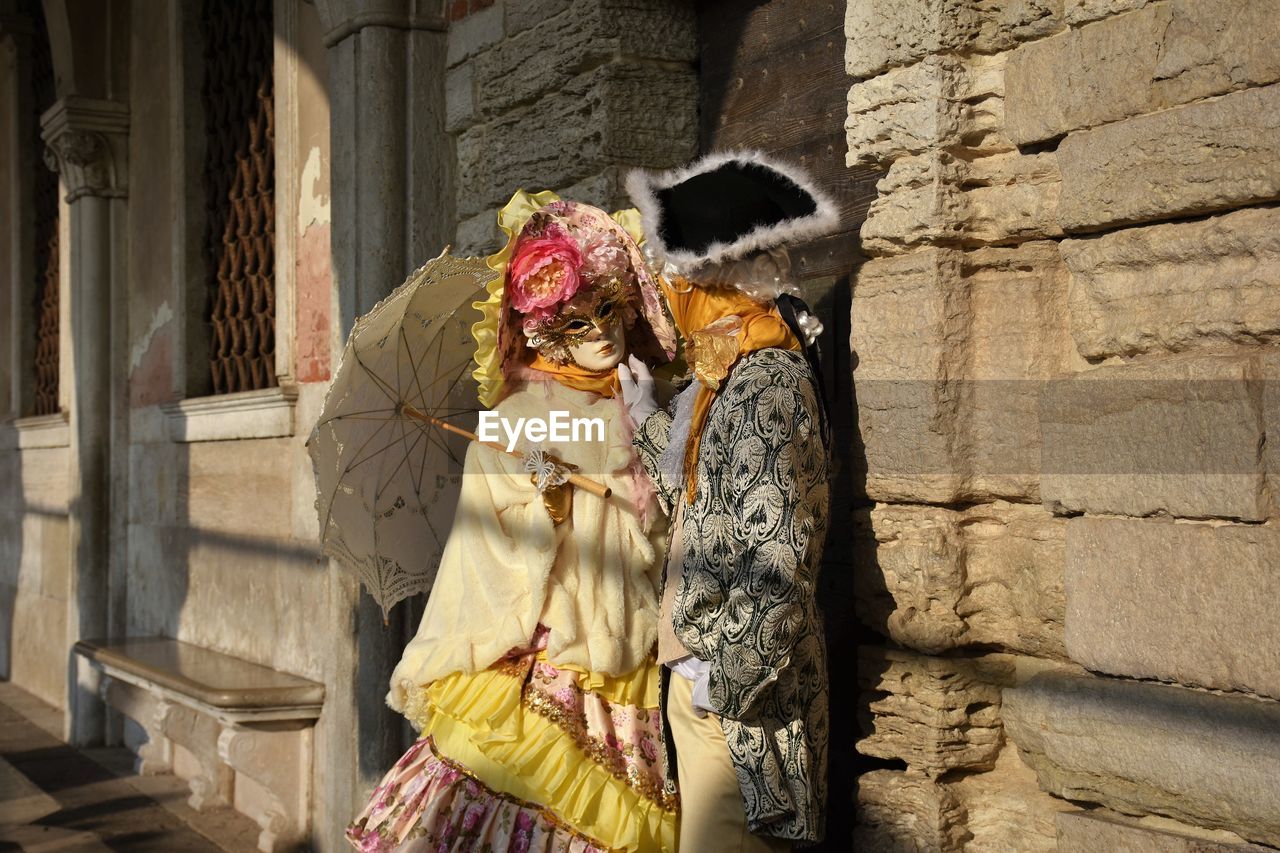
[348,380,676,852]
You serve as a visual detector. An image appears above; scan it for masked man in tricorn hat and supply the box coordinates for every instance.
[620,152,837,851]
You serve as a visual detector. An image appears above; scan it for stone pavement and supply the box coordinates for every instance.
[0,681,261,852]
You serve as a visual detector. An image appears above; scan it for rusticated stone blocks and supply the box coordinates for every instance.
[854,501,1066,657]
[1004,672,1280,847]
[445,0,698,248]
[856,647,1010,776]
[846,0,1280,850]
[1041,351,1280,521]
[855,746,1076,853]
[472,1,695,121]
[851,247,968,501]
[1057,83,1280,232]
[846,54,1010,167]
[444,62,476,133]
[953,745,1078,852]
[1065,517,1280,699]
[851,242,1075,503]
[447,0,697,130]
[454,166,638,255]
[1063,0,1151,25]
[844,0,1063,80]
[1058,811,1275,852]
[504,0,575,32]
[455,62,697,219]
[1060,206,1280,361]
[861,151,1062,255]
[1007,0,1280,145]
[445,2,503,68]
[855,769,970,852]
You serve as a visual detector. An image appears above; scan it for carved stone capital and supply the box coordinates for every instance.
[41,96,129,202]
[44,131,113,195]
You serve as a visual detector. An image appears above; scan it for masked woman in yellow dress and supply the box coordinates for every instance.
[346,192,679,853]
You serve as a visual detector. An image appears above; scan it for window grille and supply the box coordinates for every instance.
[200,0,276,394]
[31,7,59,416]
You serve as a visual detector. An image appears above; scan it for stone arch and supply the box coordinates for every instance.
[41,0,129,102]
[311,0,424,46]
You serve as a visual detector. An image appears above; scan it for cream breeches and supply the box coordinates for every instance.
[667,672,792,853]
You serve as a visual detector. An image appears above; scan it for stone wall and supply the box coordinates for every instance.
[0,27,71,712]
[0,0,345,842]
[0,441,70,709]
[444,0,699,253]
[119,2,342,842]
[845,0,1280,849]
[119,0,333,685]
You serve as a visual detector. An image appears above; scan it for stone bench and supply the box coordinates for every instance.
[73,637,324,853]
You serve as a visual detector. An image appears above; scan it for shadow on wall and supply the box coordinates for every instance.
[2,437,73,713]
[811,258,885,852]
[0,445,23,682]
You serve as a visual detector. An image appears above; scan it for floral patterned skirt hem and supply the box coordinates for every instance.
[347,645,678,852]
[346,735,608,853]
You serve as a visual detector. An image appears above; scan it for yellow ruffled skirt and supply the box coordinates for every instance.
[347,638,678,852]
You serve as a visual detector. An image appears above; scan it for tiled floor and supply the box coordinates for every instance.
[0,681,261,852]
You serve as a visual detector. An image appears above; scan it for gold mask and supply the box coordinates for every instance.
[523,277,630,366]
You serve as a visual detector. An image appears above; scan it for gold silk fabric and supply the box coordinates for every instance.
[659,276,801,502]
[528,351,620,399]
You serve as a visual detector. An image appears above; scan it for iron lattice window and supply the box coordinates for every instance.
[200,0,276,394]
[31,4,59,416]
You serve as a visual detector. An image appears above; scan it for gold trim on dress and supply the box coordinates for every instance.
[523,684,680,813]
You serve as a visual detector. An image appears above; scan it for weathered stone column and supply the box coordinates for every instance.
[42,95,128,746]
[312,1,451,842]
[317,0,452,322]
[843,2,1084,849]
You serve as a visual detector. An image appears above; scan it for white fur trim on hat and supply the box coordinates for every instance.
[624,149,841,270]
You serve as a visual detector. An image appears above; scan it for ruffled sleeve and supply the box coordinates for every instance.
[387,423,563,713]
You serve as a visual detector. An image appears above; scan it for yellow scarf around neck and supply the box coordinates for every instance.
[528,352,620,399]
[660,277,800,503]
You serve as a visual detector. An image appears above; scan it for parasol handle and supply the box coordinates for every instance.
[401,405,613,500]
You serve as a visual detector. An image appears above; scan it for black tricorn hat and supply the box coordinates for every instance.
[625,150,840,270]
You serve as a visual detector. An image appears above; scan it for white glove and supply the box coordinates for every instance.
[691,668,714,718]
[617,355,658,426]
[669,655,716,719]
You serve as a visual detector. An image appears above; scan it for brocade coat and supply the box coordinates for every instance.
[632,347,830,844]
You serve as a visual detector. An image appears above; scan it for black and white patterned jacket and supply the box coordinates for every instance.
[633,347,831,844]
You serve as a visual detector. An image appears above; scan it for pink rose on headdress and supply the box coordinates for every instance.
[509,228,583,314]
[580,233,632,282]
